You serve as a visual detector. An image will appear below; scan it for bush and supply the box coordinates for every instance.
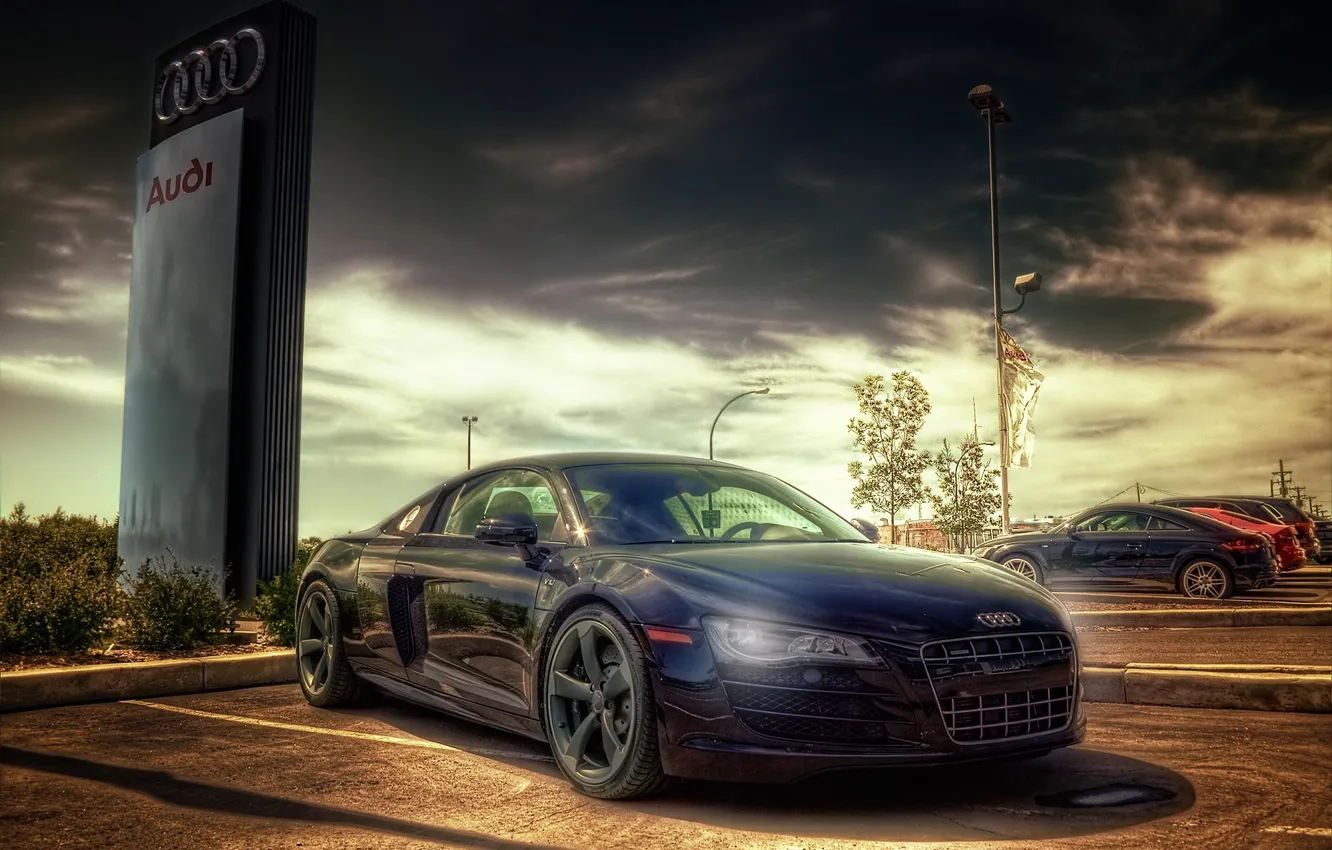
[123,554,234,651]
[254,536,323,647]
[0,505,125,654]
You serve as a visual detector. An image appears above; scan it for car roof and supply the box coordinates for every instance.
[464,451,744,476]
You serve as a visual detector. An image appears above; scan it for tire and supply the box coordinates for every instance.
[541,603,669,800]
[1000,554,1045,584]
[296,580,364,707]
[1176,559,1235,599]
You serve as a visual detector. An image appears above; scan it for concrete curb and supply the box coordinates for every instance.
[1,650,295,714]
[1082,664,1331,713]
[4,650,1328,715]
[1071,607,1332,628]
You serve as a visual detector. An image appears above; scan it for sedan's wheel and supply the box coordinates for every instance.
[543,604,668,799]
[297,580,362,707]
[1001,556,1042,583]
[1178,560,1234,599]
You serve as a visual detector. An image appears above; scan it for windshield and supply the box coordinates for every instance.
[563,463,865,545]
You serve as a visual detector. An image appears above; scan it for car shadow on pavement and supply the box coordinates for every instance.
[360,696,1196,843]
[0,745,559,850]
[631,748,1197,842]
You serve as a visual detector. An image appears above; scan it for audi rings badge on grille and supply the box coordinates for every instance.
[975,612,1022,628]
[154,28,266,124]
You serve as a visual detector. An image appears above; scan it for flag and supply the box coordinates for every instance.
[999,326,1044,468]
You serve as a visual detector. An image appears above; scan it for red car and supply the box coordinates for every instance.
[1187,507,1306,571]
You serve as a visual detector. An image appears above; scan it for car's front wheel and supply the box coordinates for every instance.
[1177,559,1235,599]
[542,604,669,800]
[296,580,363,707]
[1000,554,1044,584]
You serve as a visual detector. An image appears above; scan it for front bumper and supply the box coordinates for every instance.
[644,626,1085,783]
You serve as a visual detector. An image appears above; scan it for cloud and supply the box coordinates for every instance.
[0,354,124,404]
[532,266,712,294]
[1047,156,1332,352]
[2,276,129,326]
[478,9,835,185]
[0,104,115,142]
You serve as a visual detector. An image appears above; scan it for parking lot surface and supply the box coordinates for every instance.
[2,684,1329,849]
[1077,626,1332,667]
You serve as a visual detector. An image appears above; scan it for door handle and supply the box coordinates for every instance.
[1125,542,1144,549]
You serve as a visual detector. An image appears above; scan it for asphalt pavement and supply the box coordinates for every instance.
[2,684,1329,849]
[1055,569,1332,609]
[1077,626,1332,668]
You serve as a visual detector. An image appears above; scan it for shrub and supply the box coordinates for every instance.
[0,505,126,654]
[254,536,323,647]
[0,554,125,654]
[0,503,121,582]
[123,554,234,651]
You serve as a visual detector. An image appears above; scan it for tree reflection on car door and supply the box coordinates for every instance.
[395,468,567,717]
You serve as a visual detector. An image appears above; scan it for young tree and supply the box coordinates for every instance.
[930,437,1002,552]
[847,372,932,544]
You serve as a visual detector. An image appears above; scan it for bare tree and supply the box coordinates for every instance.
[930,436,1002,552]
[847,372,932,544]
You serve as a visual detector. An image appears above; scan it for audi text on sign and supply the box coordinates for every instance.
[154,28,267,123]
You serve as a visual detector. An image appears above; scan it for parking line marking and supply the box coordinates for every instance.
[1262,826,1332,837]
[121,700,554,763]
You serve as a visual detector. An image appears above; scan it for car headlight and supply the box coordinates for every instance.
[701,616,882,667]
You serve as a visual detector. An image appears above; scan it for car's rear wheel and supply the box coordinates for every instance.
[1000,554,1044,584]
[542,604,669,800]
[1177,559,1235,599]
[297,580,363,707]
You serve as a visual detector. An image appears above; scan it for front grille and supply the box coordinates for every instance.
[939,685,1074,742]
[921,631,1076,745]
[718,663,910,746]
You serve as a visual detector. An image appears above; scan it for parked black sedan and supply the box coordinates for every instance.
[972,503,1278,598]
[296,453,1085,799]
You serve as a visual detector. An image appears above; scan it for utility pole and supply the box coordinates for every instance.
[1272,460,1292,497]
[1134,482,1144,503]
[1291,486,1306,507]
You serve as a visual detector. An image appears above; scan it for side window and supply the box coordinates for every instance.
[1257,504,1284,522]
[425,488,461,534]
[1072,513,1107,532]
[1146,515,1188,531]
[442,469,565,541]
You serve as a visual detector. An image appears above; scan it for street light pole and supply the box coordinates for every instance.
[708,387,770,460]
[969,84,1014,535]
[461,416,477,470]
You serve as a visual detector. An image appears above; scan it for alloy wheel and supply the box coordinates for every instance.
[1181,561,1227,599]
[546,620,636,783]
[298,590,333,696]
[1003,557,1039,581]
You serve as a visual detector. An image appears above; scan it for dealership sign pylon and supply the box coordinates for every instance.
[118,1,317,605]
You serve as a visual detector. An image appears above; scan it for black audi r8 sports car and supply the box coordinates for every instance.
[296,453,1085,799]
[972,502,1279,598]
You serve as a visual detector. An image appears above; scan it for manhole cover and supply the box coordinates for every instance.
[1036,783,1177,808]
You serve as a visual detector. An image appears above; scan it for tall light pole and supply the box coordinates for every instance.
[709,387,769,460]
[461,416,477,470]
[969,85,1045,536]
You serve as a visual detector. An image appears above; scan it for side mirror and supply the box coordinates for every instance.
[475,513,539,547]
[850,518,880,541]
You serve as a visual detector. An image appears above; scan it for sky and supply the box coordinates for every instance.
[1,0,1329,538]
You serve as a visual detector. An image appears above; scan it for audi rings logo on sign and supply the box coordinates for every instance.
[155,28,267,124]
[975,612,1022,628]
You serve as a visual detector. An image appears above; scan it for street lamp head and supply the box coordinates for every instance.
[462,416,478,424]
[968,84,999,110]
[968,84,1011,122]
[755,387,770,395]
[1014,272,1043,295]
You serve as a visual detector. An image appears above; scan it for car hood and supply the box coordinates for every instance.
[590,541,1071,644]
